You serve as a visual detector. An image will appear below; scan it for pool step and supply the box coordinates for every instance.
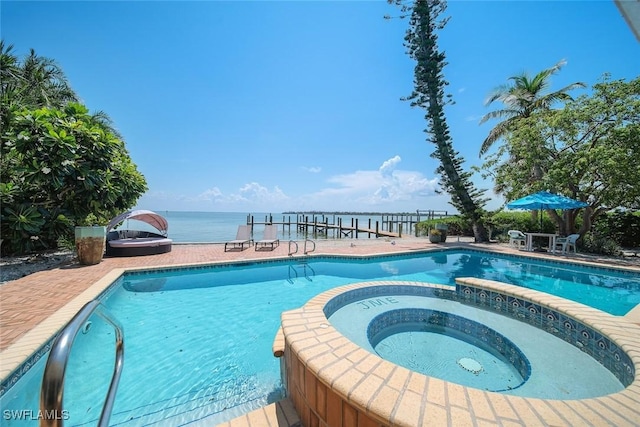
[96,375,273,426]
[216,398,301,427]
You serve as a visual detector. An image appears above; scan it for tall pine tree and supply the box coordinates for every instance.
[390,0,488,241]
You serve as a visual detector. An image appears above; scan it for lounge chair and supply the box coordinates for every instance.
[507,230,527,249]
[255,224,280,251]
[554,234,579,254]
[106,210,172,257]
[224,225,252,252]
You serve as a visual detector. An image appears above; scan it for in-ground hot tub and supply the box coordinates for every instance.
[327,292,621,399]
[274,279,640,427]
[366,308,530,393]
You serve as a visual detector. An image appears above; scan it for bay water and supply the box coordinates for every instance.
[135,211,417,243]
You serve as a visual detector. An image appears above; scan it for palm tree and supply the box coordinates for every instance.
[0,41,21,95]
[0,41,21,128]
[479,60,585,156]
[1,42,79,136]
[19,48,77,108]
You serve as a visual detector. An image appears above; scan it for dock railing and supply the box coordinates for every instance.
[247,211,450,239]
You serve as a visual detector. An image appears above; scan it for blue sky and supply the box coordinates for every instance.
[2,1,638,213]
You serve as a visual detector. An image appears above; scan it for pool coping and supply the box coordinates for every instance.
[275,280,640,426]
[1,244,639,407]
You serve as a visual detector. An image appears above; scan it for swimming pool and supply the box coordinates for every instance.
[122,249,640,315]
[1,249,639,425]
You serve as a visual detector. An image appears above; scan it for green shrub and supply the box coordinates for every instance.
[56,235,76,252]
[416,216,471,237]
[580,233,622,256]
[484,211,558,242]
[592,210,640,248]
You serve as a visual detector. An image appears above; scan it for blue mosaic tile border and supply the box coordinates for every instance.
[0,276,125,398]
[458,247,640,278]
[123,248,640,285]
[366,307,531,386]
[456,283,635,387]
[0,340,52,398]
[122,257,295,278]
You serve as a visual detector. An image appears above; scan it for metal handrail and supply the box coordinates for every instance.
[302,263,316,281]
[40,300,124,427]
[304,239,316,254]
[288,240,299,256]
[287,264,298,283]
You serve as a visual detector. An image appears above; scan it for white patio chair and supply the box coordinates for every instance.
[554,234,580,254]
[507,230,527,249]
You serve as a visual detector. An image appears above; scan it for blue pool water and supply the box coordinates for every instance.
[2,249,639,425]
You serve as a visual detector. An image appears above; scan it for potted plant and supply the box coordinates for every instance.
[428,229,442,243]
[75,214,106,265]
[435,223,448,242]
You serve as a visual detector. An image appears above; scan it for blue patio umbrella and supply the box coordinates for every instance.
[506,191,588,211]
[506,191,588,228]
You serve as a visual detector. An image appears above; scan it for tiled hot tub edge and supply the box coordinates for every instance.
[274,280,640,427]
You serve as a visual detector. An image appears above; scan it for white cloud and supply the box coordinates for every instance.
[137,156,443,212]
[306,156,439,208]
[379,155,401,177]
[237,182,289,203]
[301,166,322,173]
[189,183,288,206]
[196,187,223,200]
[134,183,291,212]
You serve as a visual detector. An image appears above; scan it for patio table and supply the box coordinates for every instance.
[525,232,559,253]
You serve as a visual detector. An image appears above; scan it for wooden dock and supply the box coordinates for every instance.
[297,220,399,238]
[246,211,450,239]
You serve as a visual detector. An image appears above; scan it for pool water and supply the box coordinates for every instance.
[2,250,639,425]
[373,328,525,392]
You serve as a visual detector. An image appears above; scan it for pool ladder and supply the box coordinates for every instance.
[288,239,316,256]
[288,261,316,283]
[39,300,124,427]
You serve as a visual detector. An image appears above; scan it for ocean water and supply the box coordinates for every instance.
[123,211,418,243]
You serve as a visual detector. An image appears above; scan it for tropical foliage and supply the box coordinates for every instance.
[479,75,640,236]
[389,0,489,241]
[479,60,586,157]
[591,210,640,250]
[0,42,147,254]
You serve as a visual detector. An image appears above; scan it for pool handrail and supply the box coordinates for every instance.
[39,299,124,427]
[304,239,316,254]
[288,240,298,256]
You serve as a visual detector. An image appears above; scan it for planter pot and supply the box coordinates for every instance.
[75,226,106,265]
[428,233,442,243]
[435,223,448,242]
